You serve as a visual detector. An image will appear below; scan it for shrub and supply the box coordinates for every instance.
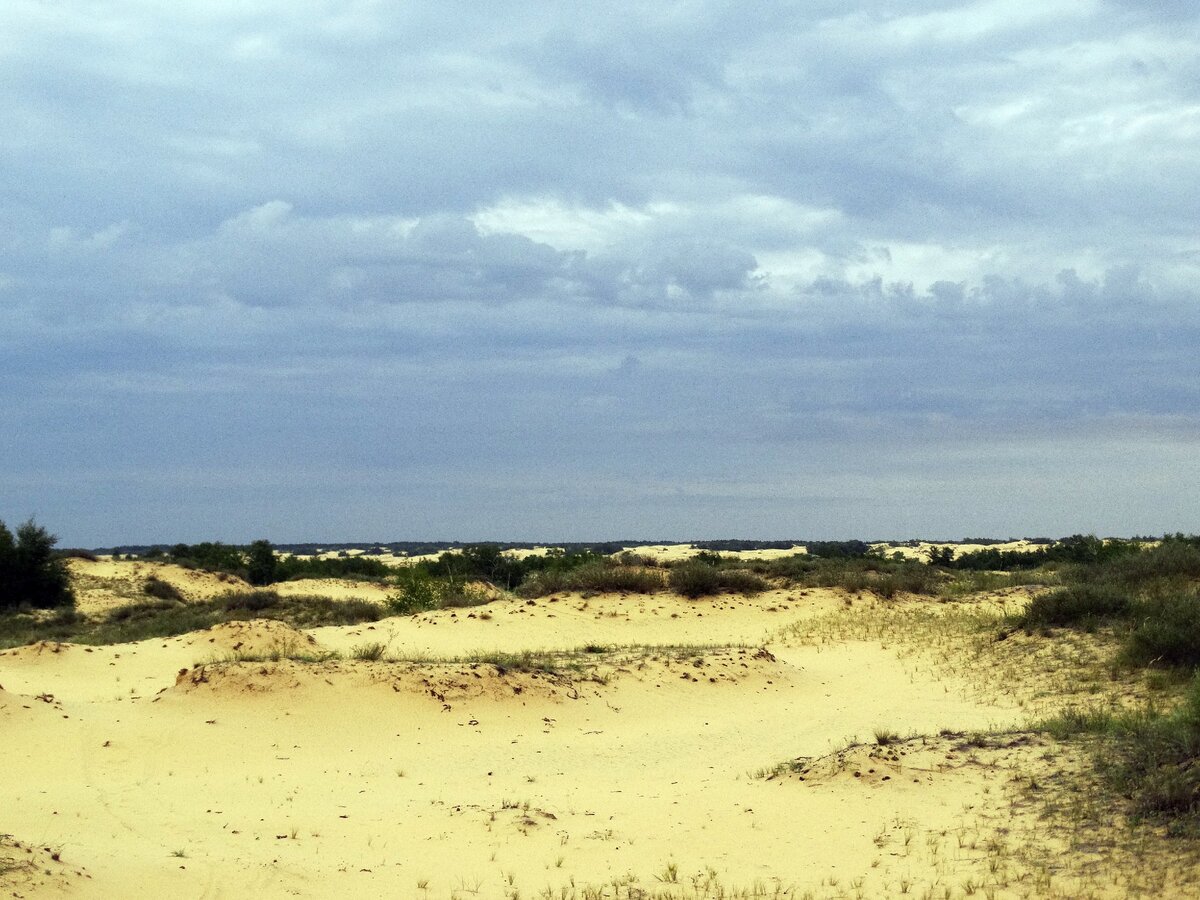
[221,590,281,612]
[425,544,525,589]
[168,541,247,577]
[0,519,74,610]
[614,551,658,567]
[1105,541,1200,589]
[274,552,392,582]
[439,583,495,608]
[386,570,443,614]
[515,569,572,597]
[568,562,665,594]
[669,561,722,597]
[803,540,871,559]
[1018,585,1132,629]
[1125,594,1200,668]
[667,562,769,598]
[868,569,940,598]
[716,568,769,595]
[143,576,183,601]
[265,595,382,627]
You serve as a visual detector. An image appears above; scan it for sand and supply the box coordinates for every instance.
[66,558,249,615]
[2,574,1192,898]
[871,540,1046,563]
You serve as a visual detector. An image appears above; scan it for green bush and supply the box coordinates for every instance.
[274,552,392,582]
[1125,594,1200,668]
[803,540,871,559]
[1039,679,1200,827]
[567,562,665,594]
[715,568,770,595]
[1106,541,1200,589]
[438,583,495,608]
[515,569,572,597]
[143,576,183,601]
[669,561,722,597]
[0,519,74,610]
[746,553,938,597]
[221,590,281,612]
[386,574,442,615]
[667,561,770,598]
[1019,585,1132,629]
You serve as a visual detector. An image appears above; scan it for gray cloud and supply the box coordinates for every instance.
[3,1,1198,542]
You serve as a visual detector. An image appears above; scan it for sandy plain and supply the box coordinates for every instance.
[2,555,1195,899]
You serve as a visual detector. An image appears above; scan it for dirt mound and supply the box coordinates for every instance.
[768,731,1047,787]
[611,645,792,688]
[169,645,787,709]
[172,657,609,707]
[184,619,324,660]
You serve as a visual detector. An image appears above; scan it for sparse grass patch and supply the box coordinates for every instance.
[0,606,84,648]
[873,727,902,746]
[210,639,340,664]
[939,569,1057,598]
[0,591,383,648]
[752,554,941,597]
[350,641,388,661]
[1037,675,1200,830]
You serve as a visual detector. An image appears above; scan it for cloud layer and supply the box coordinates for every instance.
[3,1,1198,543]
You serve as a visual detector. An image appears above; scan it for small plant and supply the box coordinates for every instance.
[350,641,388,661]
[873,728,901,746]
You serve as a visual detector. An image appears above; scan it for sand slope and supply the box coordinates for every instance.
[2,586,1191,898]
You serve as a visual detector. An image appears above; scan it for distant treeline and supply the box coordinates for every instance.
[104,540,648,558]
[131,541,394,586]
[937,534,1164,570]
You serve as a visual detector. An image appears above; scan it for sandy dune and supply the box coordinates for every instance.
[66,558,249,615]
[1,579,1190,898]
[871,540,1046,563]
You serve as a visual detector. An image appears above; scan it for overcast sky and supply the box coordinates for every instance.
[3,1,1199,545]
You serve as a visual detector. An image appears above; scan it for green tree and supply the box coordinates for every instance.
[0,518,74,610]
[246,539,279,586]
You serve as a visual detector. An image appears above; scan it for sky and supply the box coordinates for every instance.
[3,1,1199,546]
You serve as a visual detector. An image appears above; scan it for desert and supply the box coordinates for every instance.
[4,537,1200,898]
